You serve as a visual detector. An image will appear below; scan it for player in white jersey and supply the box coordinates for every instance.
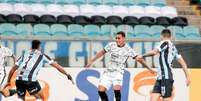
[142,29,191,101]
[0,44,17,97]
[86,31,155,101]
[6,40,74,101]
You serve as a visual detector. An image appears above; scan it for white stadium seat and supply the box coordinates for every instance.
[96,5,112,18]
[144,6,161,18]
[128,6,145,18]
[161,6,177,18]
[80,4,96,17]
[63,5,80,17]
[0,3,13,15]
[46,4,63,17]
[31,4,47,16]
[13,3,31,16]
[112,5,128,18]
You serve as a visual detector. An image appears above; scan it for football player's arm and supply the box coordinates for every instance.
[85,50,106,68]
[7,65,18,84]
[142,48,159,58]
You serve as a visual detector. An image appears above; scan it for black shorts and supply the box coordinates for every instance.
[16,80,41,97]
[152,79,174,98]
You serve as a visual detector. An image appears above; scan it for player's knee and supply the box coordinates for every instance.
[114,90,121,101]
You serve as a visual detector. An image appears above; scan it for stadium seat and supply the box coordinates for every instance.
[0,14,7,23]
[91,15,106,25]
[68,24,84,36]
[71,0,86,5]
[56,0,70,4]
[100,24,116,36]
[155,16,171,26]
[0,3,13,15]
[57,15,74,24]
[144,6,161,18]
[13,3,31,16]
[22,0,38,3]
[167,26,185,39]
[33,24,50,35]
[31,4,47,16]
[117,25,134,37]
[96,5,113,17]
[139,16,155,25]
[152,0,166,7]
[112,6,129,18]
[103,0,118,5]
[161,6,177,18]
[0,23,17,35]
[119,0,135,6]
[80,4,96,17]
[106,16,123,25]
[84,24,101,36]
[172,16,188,27]
[16,24,33,35]
[134,25,151,38]
[150,25,165,38]
[123,16,139,25]
[23,14,40,23]
[63,5,79,17]
[40,14,57,24]
[128,6,145,18]
[87,0,102,5]
[135,0,150,6]
[74,16,90,25]
[183,26,201,39]
[40,0,54,4]
[6,0,20,3]
[50,24,68,36]
[6,14,23,23]
[46,4,63,17]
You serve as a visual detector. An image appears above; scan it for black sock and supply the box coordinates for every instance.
[98,91,108,101]
[114,90,121,101]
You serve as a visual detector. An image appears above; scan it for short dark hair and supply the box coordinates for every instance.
[116,31,126,37]
[32,40,41,49]
[161,29,171,37]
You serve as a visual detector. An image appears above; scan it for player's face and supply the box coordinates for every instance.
[115,34,125,47]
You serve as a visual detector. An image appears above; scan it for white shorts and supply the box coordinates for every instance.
[99,70,123,90]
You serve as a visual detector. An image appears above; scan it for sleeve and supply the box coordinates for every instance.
[155,41,168,52]
[43,54,55,64]
[104,42,113,52]
[175,48,182,60]
[128,48,138,59]
[15,51,25,66]
[3,47,13,57]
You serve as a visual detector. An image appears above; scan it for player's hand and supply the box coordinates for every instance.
[186,77,191,86]
[67,74,74,84]
[85,61,92,68]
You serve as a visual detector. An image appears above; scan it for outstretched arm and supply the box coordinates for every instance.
[85,50,106,68]
[177,56,190,86]
[142,48,159,58]
[7,65,18,84]
[51,62,74,84]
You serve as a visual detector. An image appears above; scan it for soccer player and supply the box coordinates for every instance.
[86,31,155,101]
[6,40,74,101]
[142,29,191,101]
[0,43,17,97]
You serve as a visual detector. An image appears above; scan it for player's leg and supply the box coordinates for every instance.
[98,72,111,101]
[150,80,161,101]
[161,79,174,101]
[113,72,123,101]
[33,80,49,101]
[27,80,42,100]
[15,80,26,101]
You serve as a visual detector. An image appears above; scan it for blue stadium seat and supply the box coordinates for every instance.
[6,0,20,3]
[167,26,185,39]
[119,0,135,6]
[16,24,33,35]
[68,24,84,36]
[0,23,17,35]
[150,25,165,38]
[116,25,134,38]
[56,0,70,4]
[88,0,102,5]
[22,0,39,3]
[103,0,118,5]
[134,25,151,38]
[183,26,201,39]
[152,0,166,7]
[40,0,55,4]
[84,25,101,36]
[135,0,150,6]
[33,24,50,36]
[100,25,116,37]
[50,24,68,36]
[70,0,86,5]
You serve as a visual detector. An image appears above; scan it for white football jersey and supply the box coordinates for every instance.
[104,42,137,73]
[0,46,13,68]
